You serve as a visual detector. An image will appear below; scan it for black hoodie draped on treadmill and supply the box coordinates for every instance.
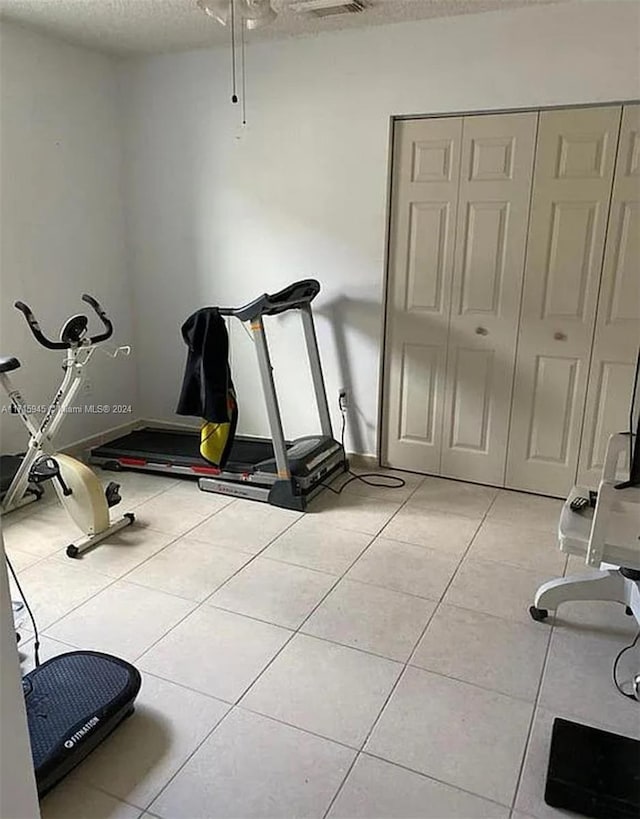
[176,307,237,468]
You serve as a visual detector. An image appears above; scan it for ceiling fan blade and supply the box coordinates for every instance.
[241,0,278,29]
[197,0,230,26]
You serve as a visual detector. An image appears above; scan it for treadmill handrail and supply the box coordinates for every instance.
[218,279,320,322]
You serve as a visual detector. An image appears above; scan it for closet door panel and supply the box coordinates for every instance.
[440,112,537,484]
[506,106,621,497]
[578,104,640,488]
[383,118,463,472]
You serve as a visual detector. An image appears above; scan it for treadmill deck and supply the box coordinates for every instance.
[92,428,276,474]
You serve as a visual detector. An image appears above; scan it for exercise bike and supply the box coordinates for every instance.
[0,294,135,558]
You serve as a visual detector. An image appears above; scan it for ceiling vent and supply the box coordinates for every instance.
[289,1,368,18]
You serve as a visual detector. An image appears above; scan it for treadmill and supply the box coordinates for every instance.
[91,279,348,510]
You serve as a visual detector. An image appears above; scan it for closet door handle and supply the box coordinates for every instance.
[554,331,567,341]
[475,327,489,336]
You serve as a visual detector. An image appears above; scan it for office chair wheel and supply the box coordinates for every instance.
[529,605,548,622]
[66,544,80,559]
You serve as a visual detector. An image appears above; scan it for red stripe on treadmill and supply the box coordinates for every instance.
[190,465,221,475]
[119,457,147,466]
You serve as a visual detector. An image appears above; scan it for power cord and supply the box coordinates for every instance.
[5,554,40,667]
[628,350,639,474]
[616,347,639,490]
[612,630,640,701]
[322,399,406,494]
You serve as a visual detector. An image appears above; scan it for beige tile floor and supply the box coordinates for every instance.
[4,470,638,819]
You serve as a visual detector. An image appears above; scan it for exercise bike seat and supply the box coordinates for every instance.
[0,356,20,373]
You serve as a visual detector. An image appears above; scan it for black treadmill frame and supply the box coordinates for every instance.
[92,279,347,510]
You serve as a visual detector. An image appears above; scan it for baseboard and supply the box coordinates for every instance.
[348,453,379,470]
[61,419,140,461]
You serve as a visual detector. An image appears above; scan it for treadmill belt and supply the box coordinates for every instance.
[94,428,276,471]
[118,430,202,458]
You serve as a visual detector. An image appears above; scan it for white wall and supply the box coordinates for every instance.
[0,534,40,819]
[0,22,136,453]
[122,0,640,455]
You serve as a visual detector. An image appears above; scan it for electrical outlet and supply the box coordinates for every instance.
[338,388,349,409]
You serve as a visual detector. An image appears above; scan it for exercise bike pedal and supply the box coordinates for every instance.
[29,455,72,496]
[28,455,59,484]
[529,605,549,622]
[104,481,122,508]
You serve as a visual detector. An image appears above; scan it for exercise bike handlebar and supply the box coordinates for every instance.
[14,301,68,350]
[14,294,114,350]
[81,294,114,344]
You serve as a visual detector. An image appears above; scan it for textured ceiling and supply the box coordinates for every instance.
[0,0,570,56]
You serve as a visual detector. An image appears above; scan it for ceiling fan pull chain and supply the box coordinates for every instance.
[230,0,238,103]
[241,12,247,125]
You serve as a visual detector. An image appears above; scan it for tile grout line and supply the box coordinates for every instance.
[136,484,424,816]
[76,685,237,815]
[49,780,153,817]
[24,477,554,816]
[232,702,361,752]
[29,488,236,655]
[119,486,565,812]
[122,489,498,613]
[13,479,201,568]
[196,484,410,644]
[361,749,514,812]
[35,585,539,712]
[110,510,313,814]
[321,496,497,818]
[114,494,240,576]
[140,703,236,815]
[39,486,262,639]
[508,618,556,814]
[258,484,438,819]
[29,495,303,665]
[37,528,191,638]
[7,549,48,574]
[396,491,550,811]
[127,510,304,666]
[192,485,503,817]
[16,479,407,806]
[404,511,488,668]
[141,588,545,706]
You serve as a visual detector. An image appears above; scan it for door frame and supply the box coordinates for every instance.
[377,98,640,475]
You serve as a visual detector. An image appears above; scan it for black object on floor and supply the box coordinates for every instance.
[23,651,141,797]
[545,717,640,818]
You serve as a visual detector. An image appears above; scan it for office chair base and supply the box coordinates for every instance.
[531,568,640,626]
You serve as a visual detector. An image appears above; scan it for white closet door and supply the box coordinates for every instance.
[506,106,622,497]
[578,104,640,488]
[382,117,463,472]
[440,112,537,484]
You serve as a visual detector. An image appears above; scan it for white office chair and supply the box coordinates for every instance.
[530,433,640,626]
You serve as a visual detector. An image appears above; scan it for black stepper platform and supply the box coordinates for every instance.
[94,428,276,472]
[23,651,141,796]
[0,453,23,494]
[545,718,640,818]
